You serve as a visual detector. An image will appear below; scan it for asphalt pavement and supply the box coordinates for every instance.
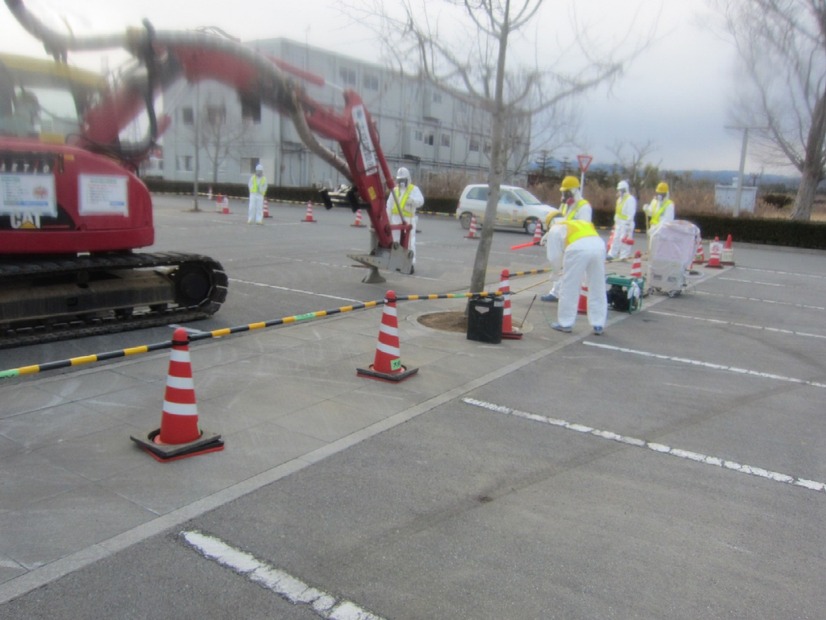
[1,198,824,618]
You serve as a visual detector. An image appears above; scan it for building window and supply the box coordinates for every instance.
[363,73,379,90]
[206,105,226,125]
[339,67,357,87]
[424,133,434,146]
[240,94,261,124]
[181,107,194,125]
[432,91,442,103]
[469,137,480,152]
[176,155,193,171]
[414,129,424,142]
[441,134,451,148]
[241,157,261,174]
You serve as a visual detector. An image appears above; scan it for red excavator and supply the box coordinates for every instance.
[0,0,413,348]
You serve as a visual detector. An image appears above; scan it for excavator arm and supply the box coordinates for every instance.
[4,0,413,281]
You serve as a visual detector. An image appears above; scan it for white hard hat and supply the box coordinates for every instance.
[617,180,629,192]
[255,163,263,172]
[395,167,411,183]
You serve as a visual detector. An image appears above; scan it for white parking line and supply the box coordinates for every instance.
[694,290,826,311]
[181,531,386,620]
[719,277,783,286]
[737,266,826,280]
[647,310,826,340]
[582,341,826,389]
[462,398,826,494]
[230,278,363,303]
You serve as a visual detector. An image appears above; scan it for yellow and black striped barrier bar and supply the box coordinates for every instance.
[0,291,502,380]
[505,267,552,279]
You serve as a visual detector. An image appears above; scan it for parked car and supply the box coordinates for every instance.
[455,184,557,235]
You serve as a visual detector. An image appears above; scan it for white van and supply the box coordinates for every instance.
[455,184,557,235]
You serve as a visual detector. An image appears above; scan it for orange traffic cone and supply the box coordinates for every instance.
[351,208,365,227]
[622,233,635,252]
[577,285,588,314]
[357,291,419,382]
[706,236,723,268]
[207,186,213,201]
[694,238,705,264]
[130,328,223,462]
[499,269,523,340]
[532,221,543,244]
[263,199,271,219]
[630,250,643,279]
[302,201,317,223]
[721,233,735,266]
[465,214,479,239]
[606,228,615,252]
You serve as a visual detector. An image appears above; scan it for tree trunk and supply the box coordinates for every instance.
[791,165,818,220]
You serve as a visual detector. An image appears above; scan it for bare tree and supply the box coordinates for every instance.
[362,0,651,294]
[715,0,826,221]
[608,140,660,196]
[189,97,252,184]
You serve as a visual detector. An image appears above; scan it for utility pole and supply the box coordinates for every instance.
[725,125,760,217]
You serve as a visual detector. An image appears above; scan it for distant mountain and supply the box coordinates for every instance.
[528,159,800,188]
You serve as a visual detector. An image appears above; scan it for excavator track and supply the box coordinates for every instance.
[0,252,228,349]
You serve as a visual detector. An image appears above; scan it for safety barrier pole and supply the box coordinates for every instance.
[0,291,505,380]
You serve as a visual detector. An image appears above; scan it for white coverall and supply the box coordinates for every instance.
[248,171,268,224]
[644,196,675,236]
[546,195,592,297]
[545,222,607,329]
[386,183,424,264]
[607,192,638,260]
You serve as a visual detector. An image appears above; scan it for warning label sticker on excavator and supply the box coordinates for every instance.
[352,105,379,176]
[79,174,128,216]
[0,172,56,217]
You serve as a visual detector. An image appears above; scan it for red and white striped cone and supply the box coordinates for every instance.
[622,233,635,251]
[207,186,213,201]
[630,250,643,279]
[706,236,723,268]
[577,285,588,314]
[130,328,223,462]
[721,233,735,266]
[263,199,271,218]
[465,214,479,239]
[218,195,230,215]
[499,269,523,339]
[694,238,705,264]
[357,291,419,382]
[532,221,543,244]
[301,201,317,223]
[606,228,615,252]
[351,208,365,227]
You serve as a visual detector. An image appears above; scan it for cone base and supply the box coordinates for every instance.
[357,364,419,383]
[501,331,523,339]
[131,428,224,462]
[301,219,318,223]
[705,262,723,269]
[351,224,366,227]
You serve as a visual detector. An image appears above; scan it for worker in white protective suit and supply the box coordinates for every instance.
[644,181,675,236]
[541,175,592,302]
[541,219,607,335]
[386,166,424,271]
[607,180,638,261]
[247,163,268,225]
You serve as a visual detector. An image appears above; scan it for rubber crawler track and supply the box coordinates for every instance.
[0,252,228,349]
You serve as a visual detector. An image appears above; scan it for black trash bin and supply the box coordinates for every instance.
[466,295,503,344]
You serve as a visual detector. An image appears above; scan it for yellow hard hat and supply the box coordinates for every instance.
[560,175,580,191]
[544,208,561,228]
[656,181,669,194]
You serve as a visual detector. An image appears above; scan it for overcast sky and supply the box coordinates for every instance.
[0,0,774,177]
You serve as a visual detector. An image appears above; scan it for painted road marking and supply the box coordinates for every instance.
[462,398,826,494]
[718,277,783,287]
[230,278,363,303]
[737,266,826,281]
[181,531,386,620]
[583,341,826,389]
[694,290,825,311]
[647,310,826,340]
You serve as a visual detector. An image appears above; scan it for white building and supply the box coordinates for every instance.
[159,38,531,188]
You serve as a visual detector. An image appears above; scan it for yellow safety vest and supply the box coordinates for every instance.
[563,198,589,220]
[564,220,598,245]
[650,198,673,226]
[250,175,267,195]
[392,184,416,219]
[615,194,631,220]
